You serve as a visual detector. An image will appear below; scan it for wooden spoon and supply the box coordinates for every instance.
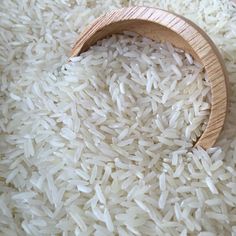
[71,6,228,149]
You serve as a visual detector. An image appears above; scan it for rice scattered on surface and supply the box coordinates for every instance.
[0,0,236,235]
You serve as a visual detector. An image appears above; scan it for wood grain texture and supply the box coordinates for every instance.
[71,6,228,149]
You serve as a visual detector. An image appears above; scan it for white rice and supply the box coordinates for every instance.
[1,0,236,235]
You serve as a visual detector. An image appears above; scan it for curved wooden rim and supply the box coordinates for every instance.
[71,6,228,149]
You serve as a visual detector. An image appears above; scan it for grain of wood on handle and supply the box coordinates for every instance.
[71,6,228,149]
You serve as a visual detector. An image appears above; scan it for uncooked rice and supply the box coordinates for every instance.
[1,0,236,236]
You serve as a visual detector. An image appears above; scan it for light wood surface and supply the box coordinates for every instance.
[71,6,228,149]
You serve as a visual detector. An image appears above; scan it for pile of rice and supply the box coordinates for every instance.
[0,0,236,235]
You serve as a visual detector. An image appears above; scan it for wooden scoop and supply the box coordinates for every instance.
[71,6,228,149]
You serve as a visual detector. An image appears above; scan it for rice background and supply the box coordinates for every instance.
[0,0,236,235]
